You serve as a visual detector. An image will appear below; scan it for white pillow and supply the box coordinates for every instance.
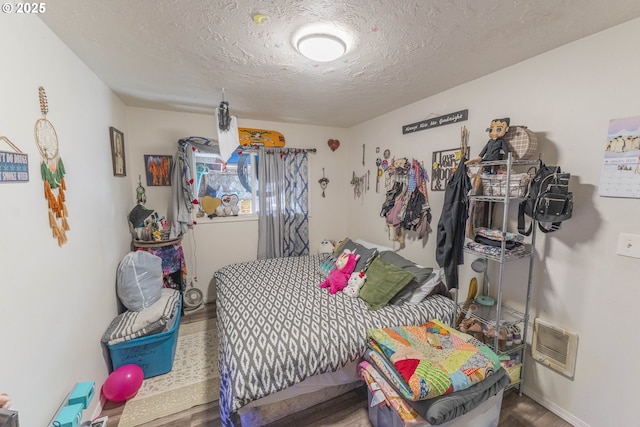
[354,239,394,253]
[406,268,445,305]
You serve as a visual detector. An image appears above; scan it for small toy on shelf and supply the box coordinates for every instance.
[215,193,240,217]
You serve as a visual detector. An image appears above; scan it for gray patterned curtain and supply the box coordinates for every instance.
[257,148,309,259]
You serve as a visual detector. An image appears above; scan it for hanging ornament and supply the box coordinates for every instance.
[35,86,69,246]
[375,158,382,193]
[327,139,340,152]
[318,168,330,198]
[136,174,147,205]
[350,170,368,199]
[218,88,231,132]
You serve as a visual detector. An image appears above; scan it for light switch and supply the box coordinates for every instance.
[616,233,640,259]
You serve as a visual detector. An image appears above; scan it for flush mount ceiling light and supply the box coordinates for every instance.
[297,33,347,62]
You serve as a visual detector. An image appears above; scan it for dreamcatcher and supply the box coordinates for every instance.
[35,86,69,246]
[136,174,147,205]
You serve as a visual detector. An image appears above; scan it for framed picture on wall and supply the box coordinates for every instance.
[144,154,172,186]
[110,127,126,177]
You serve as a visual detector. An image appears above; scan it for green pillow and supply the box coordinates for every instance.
[359,257,416,311]
[378,251,433,283]
[332,237,378,273]
[333,238,349,257]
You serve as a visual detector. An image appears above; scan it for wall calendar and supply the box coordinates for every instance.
[599,115,640,198]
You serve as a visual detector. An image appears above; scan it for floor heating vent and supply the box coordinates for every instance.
[532,318,578,378]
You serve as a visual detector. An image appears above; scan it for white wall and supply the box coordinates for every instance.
[125,108,351,302]
[0,16,131,426]
[5,12,639,427]
[347,18,640,427]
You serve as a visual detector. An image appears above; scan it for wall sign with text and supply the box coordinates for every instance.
[431,147,467,191]
[0,150,29,183]
[402,109,468,135]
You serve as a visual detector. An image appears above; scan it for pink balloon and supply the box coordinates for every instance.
[103,364,144,402]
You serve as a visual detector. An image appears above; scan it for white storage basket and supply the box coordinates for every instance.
[481,173,530,198]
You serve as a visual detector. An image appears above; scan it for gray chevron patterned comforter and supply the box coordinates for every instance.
[214,254,456,426]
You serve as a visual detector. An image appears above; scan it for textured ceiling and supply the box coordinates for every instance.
[40,0,640,128]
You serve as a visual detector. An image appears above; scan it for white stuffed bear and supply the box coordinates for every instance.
[344,271,366,298]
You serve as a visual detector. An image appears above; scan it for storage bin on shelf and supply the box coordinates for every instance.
[457,302,524,353]
[107,297,182,379]
[480,172,530,197]
[504,363,523,385]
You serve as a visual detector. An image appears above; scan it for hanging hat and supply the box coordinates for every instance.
[128,204,154,227]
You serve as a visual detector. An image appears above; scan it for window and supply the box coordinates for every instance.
[194,150,258,216]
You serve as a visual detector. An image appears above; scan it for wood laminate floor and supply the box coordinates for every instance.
[100,302,573,427]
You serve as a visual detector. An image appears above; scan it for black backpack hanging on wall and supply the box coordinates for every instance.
[518,161,573,235]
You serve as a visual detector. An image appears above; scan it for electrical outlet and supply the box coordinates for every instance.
[616,233,640,259]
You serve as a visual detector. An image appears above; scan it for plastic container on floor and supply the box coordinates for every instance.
[106,296,182,379]
[367,388,504,427]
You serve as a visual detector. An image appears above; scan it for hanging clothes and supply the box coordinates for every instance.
[380,181,403,218]
[385,186,407,245]
[169,136,220,239]
[401,188,424,231]
[413,181,433,238]
[402,160,432,236]
[379,159,433,244]
[435,156,471,290]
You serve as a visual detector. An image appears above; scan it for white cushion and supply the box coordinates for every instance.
[406,268,445,304]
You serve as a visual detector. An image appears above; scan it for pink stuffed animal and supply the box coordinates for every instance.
[319,250,359,294]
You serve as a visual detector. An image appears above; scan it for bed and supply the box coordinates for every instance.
[215,251,456,426]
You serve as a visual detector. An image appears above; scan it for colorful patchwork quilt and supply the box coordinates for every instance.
[366,319,501,401]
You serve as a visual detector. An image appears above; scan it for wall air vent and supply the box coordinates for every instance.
[532,318,578,378]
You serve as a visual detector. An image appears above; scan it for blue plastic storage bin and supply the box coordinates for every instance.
[107,296,181,379]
